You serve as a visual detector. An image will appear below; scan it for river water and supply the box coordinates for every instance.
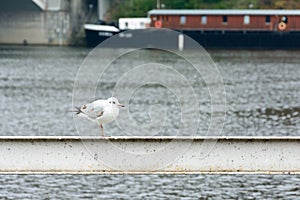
[0,45,299,198]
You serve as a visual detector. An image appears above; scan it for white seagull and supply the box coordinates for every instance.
[75,97,124,136]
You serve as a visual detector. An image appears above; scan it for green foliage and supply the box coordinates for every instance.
[273,0,300,9]
[110,0,156,19]
[109,0,300,21]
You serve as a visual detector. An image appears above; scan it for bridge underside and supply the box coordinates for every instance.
[0,0,104,45]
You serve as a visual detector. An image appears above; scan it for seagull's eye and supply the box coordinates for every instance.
[113,101,116,104]
[109,101,111,104]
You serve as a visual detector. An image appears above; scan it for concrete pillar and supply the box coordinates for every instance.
[69,0,99,45]
[69,0,84,45]
[98,0,111,20]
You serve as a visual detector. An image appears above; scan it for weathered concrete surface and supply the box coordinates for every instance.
[0,136,299,174]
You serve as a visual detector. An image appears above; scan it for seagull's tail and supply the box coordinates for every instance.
[69,106,83,115]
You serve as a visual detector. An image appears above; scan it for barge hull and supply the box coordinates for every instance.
[183,30,300,49]
[85,28,300,49]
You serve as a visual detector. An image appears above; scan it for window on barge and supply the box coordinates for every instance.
[201,15,207,24]
[222,15,228,24]
[265,15,271,24]
[244,15,250,25]
[180,16,186,24]
[281,16,288,23]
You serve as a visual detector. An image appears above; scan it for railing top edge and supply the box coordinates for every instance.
[0,136,300,141]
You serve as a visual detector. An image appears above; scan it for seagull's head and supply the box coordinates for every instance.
[107,97,125,108]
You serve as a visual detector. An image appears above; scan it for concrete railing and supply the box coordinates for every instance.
[1,136,299,174]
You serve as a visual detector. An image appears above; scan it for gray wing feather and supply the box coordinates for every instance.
[77,100,107,120]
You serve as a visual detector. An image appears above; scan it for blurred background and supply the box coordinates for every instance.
[1,0,300,46]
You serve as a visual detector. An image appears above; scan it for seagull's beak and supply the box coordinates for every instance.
[118,104,125,108]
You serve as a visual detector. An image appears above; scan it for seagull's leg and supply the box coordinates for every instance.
[100,124,105,137]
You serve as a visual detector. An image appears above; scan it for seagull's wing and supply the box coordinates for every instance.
[76,100,108,120]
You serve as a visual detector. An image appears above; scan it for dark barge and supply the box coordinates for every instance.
[148,9,300,49]
[84,9,300,49]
